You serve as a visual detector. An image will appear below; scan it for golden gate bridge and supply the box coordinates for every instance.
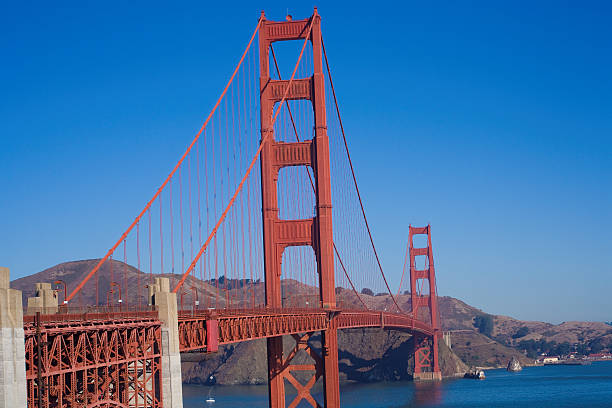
[0,9,442,408]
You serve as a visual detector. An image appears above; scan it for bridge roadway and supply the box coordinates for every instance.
[18,306,437,408]
[23,306,435,353]
[178,307,435,352]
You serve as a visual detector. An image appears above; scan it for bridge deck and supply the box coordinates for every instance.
[24,308,434,354]
[177,308,434,352]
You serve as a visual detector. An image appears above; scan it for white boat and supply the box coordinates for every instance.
[465,368,486,379]
[206,383,215,403]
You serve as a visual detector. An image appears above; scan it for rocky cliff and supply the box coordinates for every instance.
[12,259,612,384]
[181,329,467,385]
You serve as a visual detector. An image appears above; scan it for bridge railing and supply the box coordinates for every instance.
[23,305,158,326]
[177,306,333,319]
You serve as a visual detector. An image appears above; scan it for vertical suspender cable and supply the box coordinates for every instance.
[269,44,368,310]
[170,179,175,281]
[397,234,410,298]
[160,191,163,276]
[65,18,263,302]
[180,167,184,278]
[321,38,402,313]
[123,239,127,304]
[148,209,152,283]
[172,18,314,293]
[137,222,141,307]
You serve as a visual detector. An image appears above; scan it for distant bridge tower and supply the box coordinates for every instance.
[259,8,340,408]
[409,225,442,380]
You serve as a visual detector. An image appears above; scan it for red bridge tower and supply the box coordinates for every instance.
[409,225,442,380]
[259,9,340,408]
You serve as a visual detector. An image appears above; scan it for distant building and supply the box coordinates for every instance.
[587,353,612,359]
[442,332,452,349]
[537,356,560,363]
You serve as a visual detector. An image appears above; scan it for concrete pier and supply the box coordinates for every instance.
[0,267,27,408]
[26,282,58,315]
[150,277,183,408]
[413,371,443,381]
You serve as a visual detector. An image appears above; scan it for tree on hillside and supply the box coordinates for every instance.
[589,340,605,354]
[576,343,589,356]
[552,342,571,356]
[474,314,494,337]
[518,339,558,358]
[361,288,374,296]
[512,326,530,339]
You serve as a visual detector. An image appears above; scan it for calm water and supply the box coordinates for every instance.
[183,361,612,408]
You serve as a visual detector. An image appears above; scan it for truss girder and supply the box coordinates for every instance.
[176,309,435,352]
[24,316,163,408]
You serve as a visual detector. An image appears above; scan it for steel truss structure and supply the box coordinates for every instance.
[258,9,340,407]
[24,312,163,408]
[273,332,324,408]
[409,225,441,375]
[176,309,435,352]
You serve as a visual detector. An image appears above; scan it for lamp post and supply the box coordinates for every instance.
[110,282,122,305]
[144,284,150,307]
[190,285,199,311]
[54,280,68,305]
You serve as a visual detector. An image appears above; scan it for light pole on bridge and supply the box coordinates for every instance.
[190,285,199,310]
[54,280,68,306]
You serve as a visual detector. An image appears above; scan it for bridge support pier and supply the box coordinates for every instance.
[413,372,443,381]
[412,333,442,381]
[151,277,184,408]
[0,267,27,408]
[266,336,285,407]
[268,329,339,408]
[321,327,341,407]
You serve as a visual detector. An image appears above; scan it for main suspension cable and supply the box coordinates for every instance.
[270,45,368,310]
[173,17,315,293]
[321,37,403,313]
[65,18,264,302]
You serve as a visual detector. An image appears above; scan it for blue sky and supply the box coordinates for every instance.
[1,1,610,323]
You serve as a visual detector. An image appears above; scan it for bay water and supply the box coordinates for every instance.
[183,361,612,407]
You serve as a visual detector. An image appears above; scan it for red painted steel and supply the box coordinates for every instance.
[23,307,441,406]
[259,8,340,407]
[24,312,163,408]
[23,307,158,325]
[54,280,67,305]
[278,333,322,408]
[205,319,219,352]
[268,40,368,312]
[174,308,435,351]
[409,225,441,376]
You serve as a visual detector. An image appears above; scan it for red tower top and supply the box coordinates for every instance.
[258,9,336,310]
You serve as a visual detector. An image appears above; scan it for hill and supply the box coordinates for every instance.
[11,259,612,382]
[181,329,467,385]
